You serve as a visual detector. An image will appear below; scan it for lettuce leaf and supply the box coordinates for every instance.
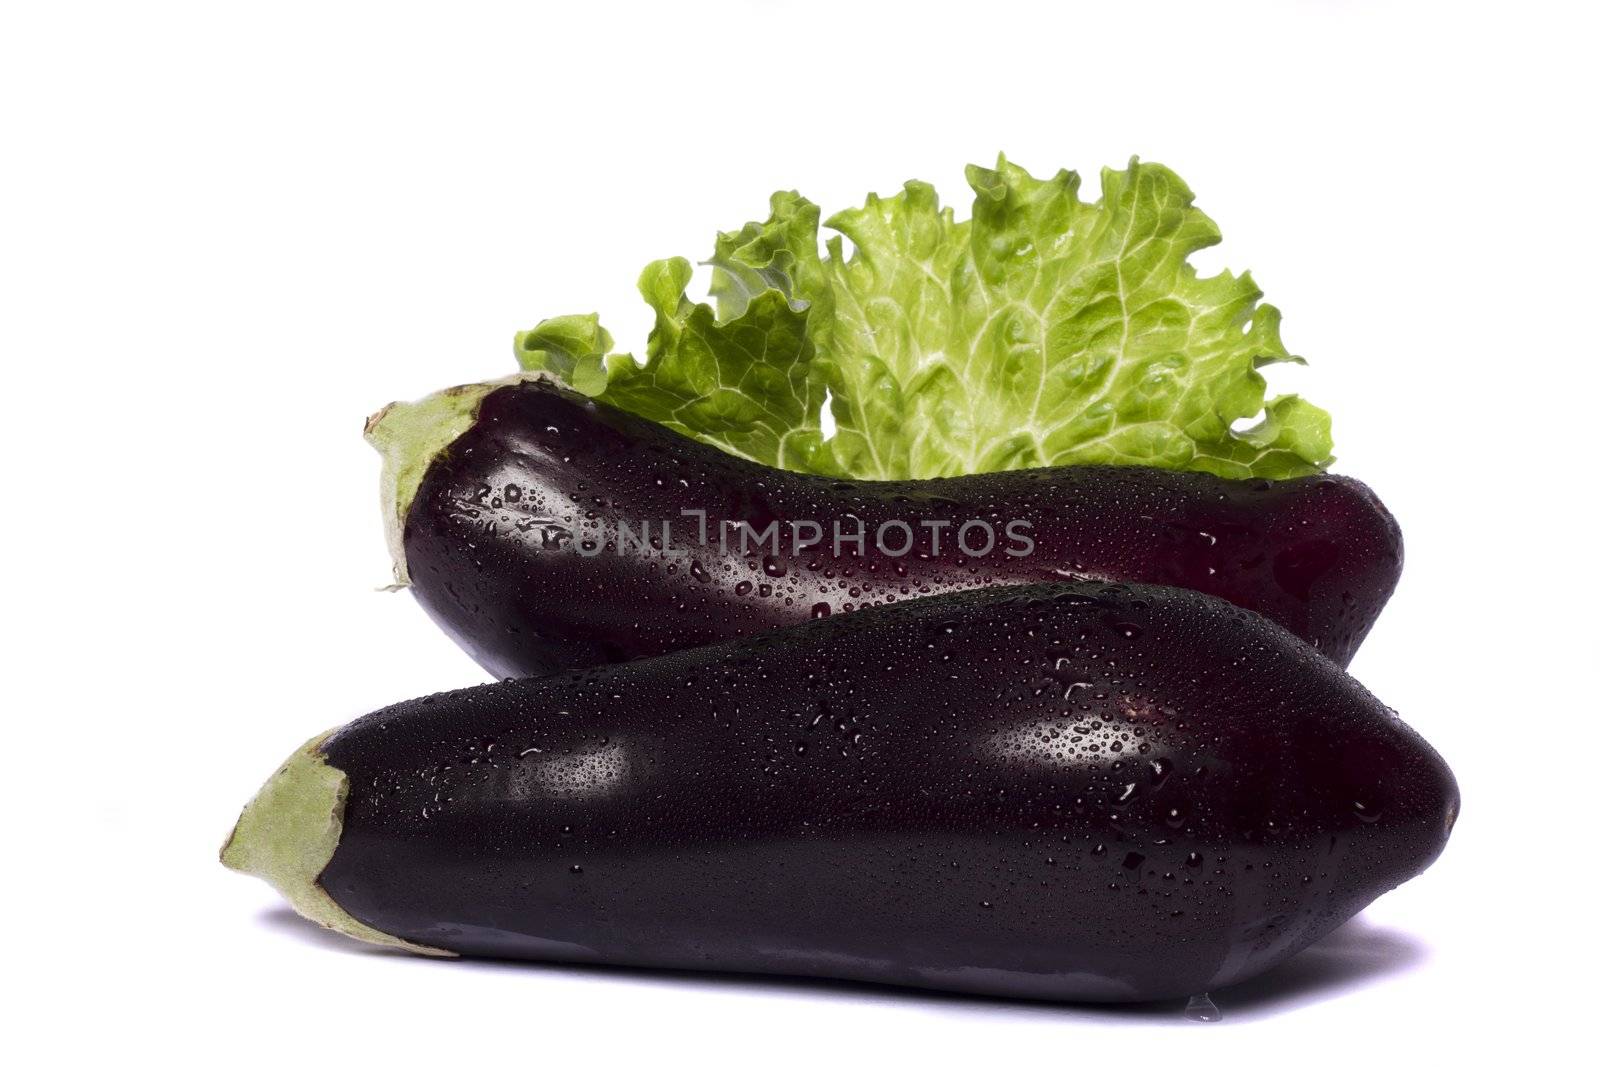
[514,156,1332,480]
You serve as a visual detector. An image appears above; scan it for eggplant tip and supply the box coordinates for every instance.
[365,376,535,588]
[222,730,452,957]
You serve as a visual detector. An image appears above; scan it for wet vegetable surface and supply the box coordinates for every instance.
[316,582,1456,1002]
[402,381,1401,678]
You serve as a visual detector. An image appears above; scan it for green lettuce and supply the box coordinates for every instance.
[514,156,1332,480]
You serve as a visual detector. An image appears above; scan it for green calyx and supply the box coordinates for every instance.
[364,373,550,586]
[220,731,452,957]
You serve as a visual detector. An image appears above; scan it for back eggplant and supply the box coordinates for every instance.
[372,380,1403,678]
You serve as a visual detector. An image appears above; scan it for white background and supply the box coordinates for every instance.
[5,0,1595,1061]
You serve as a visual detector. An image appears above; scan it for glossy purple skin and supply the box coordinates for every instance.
[404,381,1402,678]
[317,582,1458,1002]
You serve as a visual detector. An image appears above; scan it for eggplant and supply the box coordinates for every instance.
[368,378,1401,679]
[222,581,1456,1003]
